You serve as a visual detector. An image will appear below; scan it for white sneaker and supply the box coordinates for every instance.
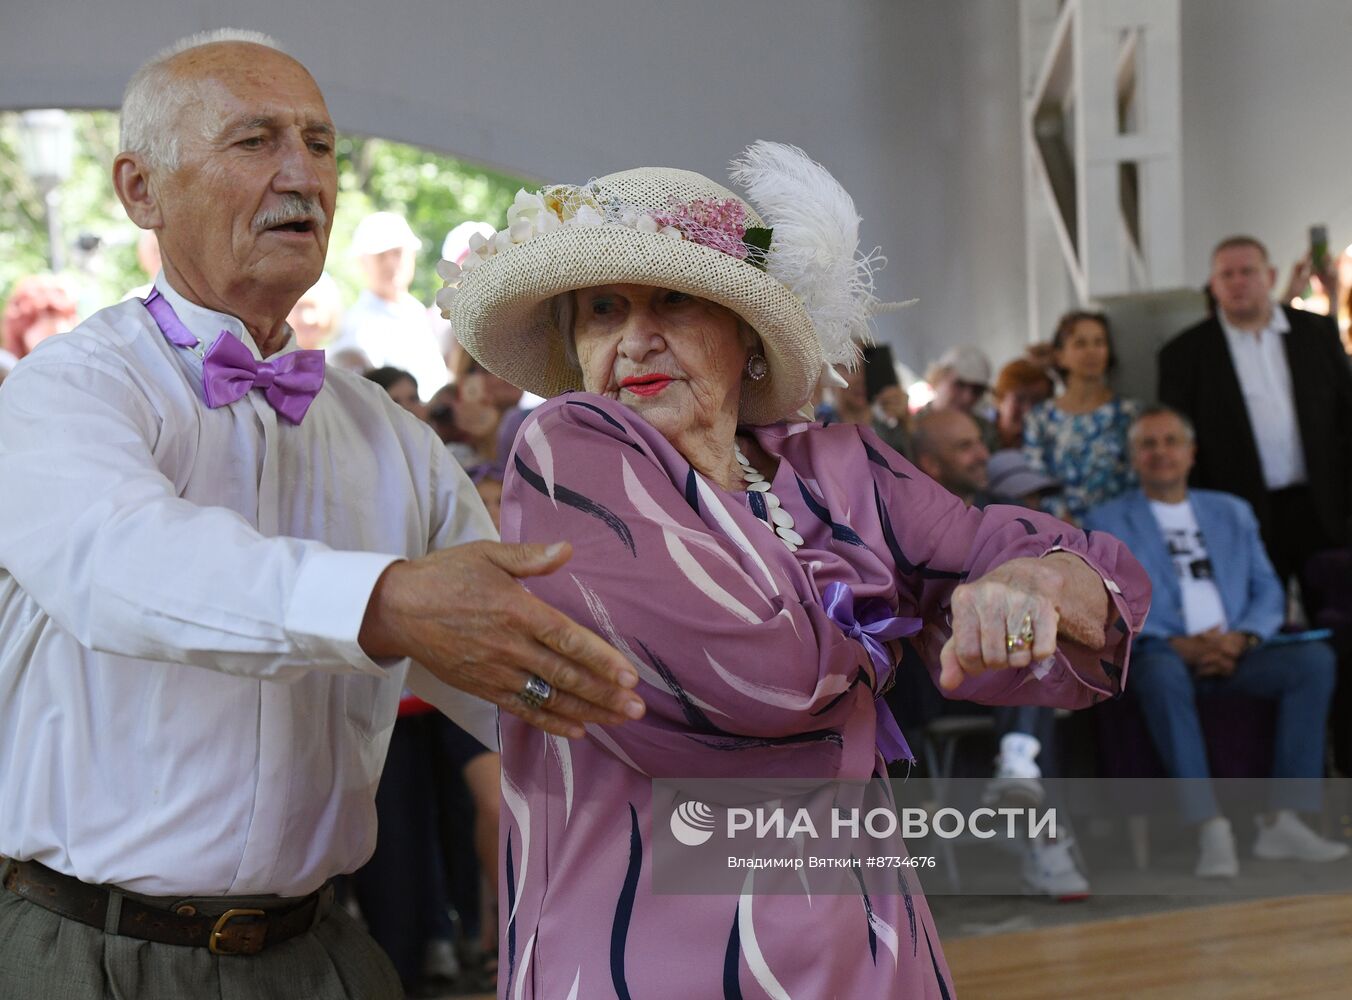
[1022,837,1090,900]
[983,733,1045,808]
[1195,816,1239,878]
[1253,811,1351,863]
[422,937,461,981]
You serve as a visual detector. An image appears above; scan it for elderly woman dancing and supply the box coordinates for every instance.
[442,143,1149,999]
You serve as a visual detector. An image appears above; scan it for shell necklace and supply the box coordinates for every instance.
[734,444,804,552]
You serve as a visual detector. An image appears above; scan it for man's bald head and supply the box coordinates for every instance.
[120,29,293,171]
[912,408,991,505]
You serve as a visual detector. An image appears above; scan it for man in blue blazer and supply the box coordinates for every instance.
[1085,405,1344,877]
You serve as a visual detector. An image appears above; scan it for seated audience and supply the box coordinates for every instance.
[912,410,1089,898]
[911,408,989,506]
[921,344,998,451]
[992,358,1054,450]
[1023,310,1138,524]
[2,274,80,360]
[986,448,1062,510]
[823,345,911,458]
[1085,406,1345,877]
[862,343,912,458]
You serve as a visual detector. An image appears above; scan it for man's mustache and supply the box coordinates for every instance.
[252,195,328,233]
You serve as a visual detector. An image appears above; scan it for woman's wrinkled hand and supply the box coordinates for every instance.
[938,553,1110,691]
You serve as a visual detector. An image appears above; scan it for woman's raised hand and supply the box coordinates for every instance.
[938,552,1110,690]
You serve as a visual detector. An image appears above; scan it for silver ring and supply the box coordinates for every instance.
[520,674,553,710]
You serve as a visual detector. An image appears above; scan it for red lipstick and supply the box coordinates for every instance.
[619,374,674,397]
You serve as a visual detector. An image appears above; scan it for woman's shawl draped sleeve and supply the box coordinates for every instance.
[501,394,1149,780]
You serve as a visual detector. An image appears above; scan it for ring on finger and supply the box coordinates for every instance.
[520,673,554,710]
[1005,612,1036,654]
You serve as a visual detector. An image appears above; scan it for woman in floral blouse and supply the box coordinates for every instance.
[1023,311,1140,524]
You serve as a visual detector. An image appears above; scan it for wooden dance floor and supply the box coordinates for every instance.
[446,895,1352,998]
[943,894,1352,998]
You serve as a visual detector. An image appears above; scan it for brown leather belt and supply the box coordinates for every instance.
[1,857,326,956]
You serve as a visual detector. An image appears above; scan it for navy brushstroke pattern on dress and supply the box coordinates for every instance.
[515,454,637,556]
[636,637,723,734]
[610,804,642,1000]
[566,399,646,453]
[505,829,518,993]
[796,476,865,545]
[723,905,744,1000]
[873,483,967,581]
[864,439,910,479]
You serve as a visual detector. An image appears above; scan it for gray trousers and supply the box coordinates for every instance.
[0,865,403,1000]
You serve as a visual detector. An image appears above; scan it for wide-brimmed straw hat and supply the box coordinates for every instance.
[441,142,902,425]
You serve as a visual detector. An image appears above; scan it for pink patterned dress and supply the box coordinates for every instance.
[498,393,1148,999]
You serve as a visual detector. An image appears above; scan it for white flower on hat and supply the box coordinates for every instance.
[572,204,605,227]
[507,189,547,222]
[433,259,465,318]
[434,284,459,318]
[506,189,562,241]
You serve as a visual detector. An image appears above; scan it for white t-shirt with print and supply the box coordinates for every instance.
[1149,498,1228,636]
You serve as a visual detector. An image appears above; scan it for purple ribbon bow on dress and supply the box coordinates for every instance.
[823,581,924,764]
[143,289,325,424]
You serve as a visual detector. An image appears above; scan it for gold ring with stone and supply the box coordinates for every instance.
[1006,613,1035,653]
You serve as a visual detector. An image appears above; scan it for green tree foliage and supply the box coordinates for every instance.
[0,109,528,320]
[0,111,143,316]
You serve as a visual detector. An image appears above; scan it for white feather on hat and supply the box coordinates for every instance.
[729,142,891,372]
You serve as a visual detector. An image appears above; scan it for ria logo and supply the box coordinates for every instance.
[669,800,716,846]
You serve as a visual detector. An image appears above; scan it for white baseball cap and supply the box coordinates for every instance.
[351,211,422,256]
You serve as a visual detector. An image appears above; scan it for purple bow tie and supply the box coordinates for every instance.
[143,289,325,424]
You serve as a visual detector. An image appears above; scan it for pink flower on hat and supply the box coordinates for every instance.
[653,196,751,259]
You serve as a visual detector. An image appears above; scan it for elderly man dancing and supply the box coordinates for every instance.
[0,30,642,1000]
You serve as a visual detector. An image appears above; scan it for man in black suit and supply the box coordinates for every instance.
[1159,235,1352,584]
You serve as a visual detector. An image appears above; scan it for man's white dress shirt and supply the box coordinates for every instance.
[334,290,449,400]
[1219,305,1307,490]
[0,277,497,897]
